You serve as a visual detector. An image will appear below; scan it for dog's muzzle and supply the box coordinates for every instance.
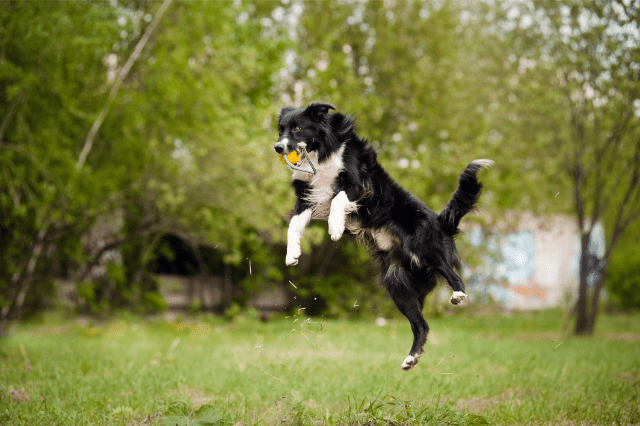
[274,136,298,155]
[273,142,287,155]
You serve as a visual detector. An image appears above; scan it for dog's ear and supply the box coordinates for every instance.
[304,102,336,120]
[279,106,296,120]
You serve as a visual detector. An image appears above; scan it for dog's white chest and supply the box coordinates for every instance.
[292,145,345,220]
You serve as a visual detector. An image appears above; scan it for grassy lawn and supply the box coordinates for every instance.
[1,309,639,425]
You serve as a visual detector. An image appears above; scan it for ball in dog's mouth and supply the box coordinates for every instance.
[278,150,303,166]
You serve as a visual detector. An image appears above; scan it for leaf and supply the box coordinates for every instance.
[193,404,223,426]
[465,413,490,425]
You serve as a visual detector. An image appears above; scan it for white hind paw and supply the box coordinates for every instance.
[401,353,420,371]
[450,291,467,305]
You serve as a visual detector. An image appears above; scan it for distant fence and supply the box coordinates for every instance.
[55,275,290,312]
[157,274,289,311]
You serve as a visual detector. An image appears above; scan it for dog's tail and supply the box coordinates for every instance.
[438,159,494,235]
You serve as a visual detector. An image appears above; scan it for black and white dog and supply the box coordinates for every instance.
[275,102,492,370]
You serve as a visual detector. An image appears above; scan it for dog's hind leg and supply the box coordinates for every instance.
[436,261,468,305]
[384,264,429,371]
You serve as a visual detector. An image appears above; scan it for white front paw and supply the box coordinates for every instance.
[328,215,345,241]
[286,244,301,266]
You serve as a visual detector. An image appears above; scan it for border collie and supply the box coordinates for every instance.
[274,102,493,370]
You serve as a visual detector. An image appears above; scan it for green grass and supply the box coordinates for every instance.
[1,309,639,425]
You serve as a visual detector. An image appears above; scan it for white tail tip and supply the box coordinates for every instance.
[470,159,495,169]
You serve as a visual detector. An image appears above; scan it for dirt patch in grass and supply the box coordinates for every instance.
[509,331,562,342]
[6,386,30,403]
[126,413,163,426]
[508,331,640,344]
[22,325,70,336]
[603,333,640,342]
[455,389,522,415]
[175,385,214,407]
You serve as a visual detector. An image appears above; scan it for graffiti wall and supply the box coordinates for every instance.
[462,213,605,310]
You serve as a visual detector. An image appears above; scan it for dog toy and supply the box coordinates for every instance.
[277,143,316,175]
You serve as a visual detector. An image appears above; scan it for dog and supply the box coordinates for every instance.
[274,102,493,370]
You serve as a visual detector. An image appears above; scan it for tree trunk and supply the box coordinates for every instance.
[585,263,609,333]
[222,263,233,311]
[0,228,50,335]
[575,234,592,335]
[574,231,610,335]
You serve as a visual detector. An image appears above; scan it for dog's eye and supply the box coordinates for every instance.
[293,127,301,132]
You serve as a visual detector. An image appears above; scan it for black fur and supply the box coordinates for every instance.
[276,103,492,370]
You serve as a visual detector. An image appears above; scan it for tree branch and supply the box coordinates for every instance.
[76,0,173,169]
[0,227,49,321]
[75,218,161,283]
[588,111,633,234]
[571,163,587,231]
[0,86,26,145]
[605,141,640,261]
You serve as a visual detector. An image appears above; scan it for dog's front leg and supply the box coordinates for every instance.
[328,190,357,241]
[286,180,314,266]
[286,209,312,265]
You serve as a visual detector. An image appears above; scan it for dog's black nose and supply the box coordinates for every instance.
[274,143,285,154]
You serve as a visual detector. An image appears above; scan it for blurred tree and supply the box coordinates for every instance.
[7,0,636,326]
[0,0,294,325]
[606,220,640,309]
[494,0,640,333]
[94,0,293,307]
[0,1,128,328]
[283,0,501,208]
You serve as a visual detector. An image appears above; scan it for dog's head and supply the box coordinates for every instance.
[274,102,339,162]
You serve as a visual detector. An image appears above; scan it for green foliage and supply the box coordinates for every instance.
[608,255,640,309]
[281,1,507,212]
[0,1,293,320]
[2,0,639,324]
[141,290,169,313]
[607,222,640,309]
[0,1,125,321]
[163,401,233,426]
[487,0,640,332]
[76,282,98,314]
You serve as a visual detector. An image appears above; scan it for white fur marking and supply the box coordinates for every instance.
[450,291,468,305]
[471,159,495,168]
[293,145,353,220]
[328,191,356,241]
[401,353,420,371]
[291,150,318,182]
[371,227,398,251]
[286,209,312,266]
